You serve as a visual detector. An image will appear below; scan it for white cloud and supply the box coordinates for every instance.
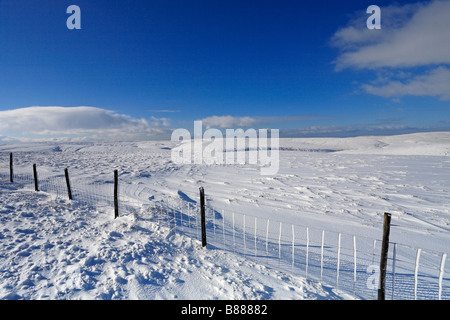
[199,114,332,129]
[150,116,172,128]
[331,0,450,101]
[200,115,263,129]
[362,66,450,100]
[332,1,450,70]
[148,109,181,113]
[0,106,172,141]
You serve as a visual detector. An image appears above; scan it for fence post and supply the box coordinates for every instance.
[243,214,246,253]
[414,248,422,300]
[438,253,447,300]
[291,224,295,269]
[391,243,397,299]
[33,164,39,191]
[9,152,13,183]
[222,210,226,246]
[306,227,309,279]
[254,217,257,257]
[352,235,357,295]
[337,232,341,289]
[278,222,282,260]
[320,230,325,281]
[199,186,207,247]
[64,168,73,200]
[378,212,391,300]
[114,170,119,219]
[232,212,236,250]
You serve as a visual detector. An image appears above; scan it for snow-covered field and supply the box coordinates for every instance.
[0,132,449,300]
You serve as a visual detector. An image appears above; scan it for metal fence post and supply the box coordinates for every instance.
[414,248,422,300]
[439,253,447,300]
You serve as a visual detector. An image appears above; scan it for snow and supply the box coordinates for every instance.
[0,182,343,300]
[0,131,449,300]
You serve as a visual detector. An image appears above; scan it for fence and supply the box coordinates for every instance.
[149,199,450,300]
[0,158,449,300]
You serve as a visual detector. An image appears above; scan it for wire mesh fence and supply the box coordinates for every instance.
[145,194,450,300]
[0,164,449,300]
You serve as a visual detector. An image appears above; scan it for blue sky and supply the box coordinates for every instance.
[0,0,449,141]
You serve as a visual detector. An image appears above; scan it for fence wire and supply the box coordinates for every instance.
[152,203,450,300]
[0,165,449,300]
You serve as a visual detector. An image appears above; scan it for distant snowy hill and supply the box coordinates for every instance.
[279,132,450,156]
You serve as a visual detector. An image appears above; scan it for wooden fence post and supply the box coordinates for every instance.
[378,212,391,300]
[9,152,13,183]
[199,186,207,247]
[64,168,73,200]
[114,170,119,219]
[33,164,39,192]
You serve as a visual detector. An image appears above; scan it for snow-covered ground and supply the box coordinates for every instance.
[0,132,449,300]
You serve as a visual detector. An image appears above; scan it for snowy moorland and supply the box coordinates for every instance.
[0,131,449,300]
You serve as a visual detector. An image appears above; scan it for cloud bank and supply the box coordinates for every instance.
[332,0,450,100]
[199,115,332,129]
[332,1,450,70]
[0,106,171,142]
[362,66,450,101]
